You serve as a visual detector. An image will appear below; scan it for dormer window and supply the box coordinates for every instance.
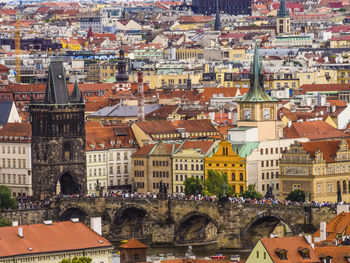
[297,247,310,259]
[275,248,288,260]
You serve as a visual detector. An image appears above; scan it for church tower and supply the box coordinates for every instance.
[276,0,290,35]
[237,42,282,141]
[116,47,129,83]
[29,61,86,200]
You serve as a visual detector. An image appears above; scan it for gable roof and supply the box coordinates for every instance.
[260,236,320,263]
[44,61,69,105]
[314,246,350,262]
[0,221,113,259]
[284,120,347,140]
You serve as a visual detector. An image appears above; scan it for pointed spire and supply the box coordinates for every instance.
[241,41,276,102]
[277,0,289,18]
[44,61,69,104]
[71,78,83,102]
[214,0,221,31]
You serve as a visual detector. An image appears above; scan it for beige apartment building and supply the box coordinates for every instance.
[132,141,176,194]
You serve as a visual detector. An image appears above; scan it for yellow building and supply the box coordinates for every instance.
[175,47,204,61]
[86,62,118,83]
[59,38,83,51]
[142,71,202,89]
[337,69,350,84]
[205,140,247,194]
[297,69,337,85]
[172,140,217,193]
[280,139,350,202]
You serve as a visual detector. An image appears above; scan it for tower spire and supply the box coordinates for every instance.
[277,0,289,18]
[214,0,221,31]
[241,41,276,102]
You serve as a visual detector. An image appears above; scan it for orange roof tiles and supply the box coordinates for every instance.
[0,221,113,258]
[178,140,216,154]
[119,238,148,249]
[0,123,31,141]
[178,16,214,23]
[314,246,350,262]
[299,84,350,94]
[260,236,320,262]
[284,120,347,140]
[201,87,239,103]
[301,140,341,162]
[313,212,350,243]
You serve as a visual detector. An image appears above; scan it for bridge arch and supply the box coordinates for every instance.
[59,206,89,224]
[241,212,294,248]
[174,211,219,244]
[55,170,80,195]
[111,205,155,240]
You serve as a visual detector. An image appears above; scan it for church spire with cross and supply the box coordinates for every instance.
[214,0,221,31]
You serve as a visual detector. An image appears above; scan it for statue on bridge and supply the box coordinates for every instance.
[158,181,168,199]
[265,185,274,199]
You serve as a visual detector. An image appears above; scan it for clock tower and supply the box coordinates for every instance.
[237,42,282,141]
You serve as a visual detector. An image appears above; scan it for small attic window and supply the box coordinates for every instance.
[275,248,288,260]
[298,247,310,259]
[58,74,62,79]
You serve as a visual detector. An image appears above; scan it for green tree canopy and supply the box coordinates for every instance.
[59,257,92,263]
[286,189,305,202]
[0,185,17,211]
[204,170,234,197]
[239,184,263,199]
[0,218,11,227]
[184,177,203,195]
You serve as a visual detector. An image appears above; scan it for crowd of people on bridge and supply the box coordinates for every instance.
[11,191,339,211]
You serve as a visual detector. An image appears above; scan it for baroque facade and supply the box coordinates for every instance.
[280,139,350,202]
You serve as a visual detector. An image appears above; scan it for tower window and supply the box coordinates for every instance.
[63,141,72,161]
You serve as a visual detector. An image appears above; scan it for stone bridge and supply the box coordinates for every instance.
[2,197,337,249]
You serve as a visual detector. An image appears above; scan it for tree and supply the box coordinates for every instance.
[204,170,234,197]
[286,189,305,202]
[0,218,11,227]
[59,257,92,263]
[0,185,17,211]
[239,184,263,199]
[184,177,203,195]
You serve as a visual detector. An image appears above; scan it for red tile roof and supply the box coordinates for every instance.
[301,140,341,162]
[0,221,113,258]
[299,84,350,94]
[177,140,216,155]
[314,246,350,262]
[284,120,347,140]
[119,238,148,249]
[178,16,214,23]
[0,123,31,142]
[260,236,320,262]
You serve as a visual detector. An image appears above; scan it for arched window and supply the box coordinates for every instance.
[232,172,235,181]
[343,180,347,194]
[240,173,244,181]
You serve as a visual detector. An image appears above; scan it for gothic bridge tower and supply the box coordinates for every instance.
[29,61,86,200]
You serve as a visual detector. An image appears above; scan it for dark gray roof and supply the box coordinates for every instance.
[0,101,13,126]
[44,61,69,104]
[90,103,161,117]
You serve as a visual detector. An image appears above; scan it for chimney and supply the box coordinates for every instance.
[90,217,102,235]
[287,120,292,128]
[18,227,23,238]
[304,235,313,245]
[320,222,326,241]
[12,221,18,226]
[337,204,350,215]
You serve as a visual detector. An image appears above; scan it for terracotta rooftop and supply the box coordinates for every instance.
[0,221,113,259]
[314,246,350,262]
[119,238,148,249]
[0,123,31,141]
[284,120,347,140]
[260,236,320,262]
